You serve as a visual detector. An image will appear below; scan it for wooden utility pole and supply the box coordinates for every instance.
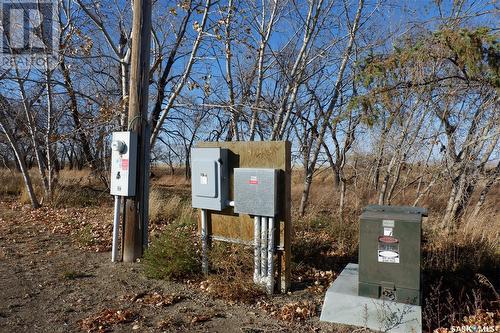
[123,0,152,262]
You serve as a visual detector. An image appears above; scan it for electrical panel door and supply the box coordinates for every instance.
[191,148,229,211]
[233,168,278,217]
[110,131,137,196]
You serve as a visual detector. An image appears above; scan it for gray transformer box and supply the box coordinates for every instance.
[358,205,427,305]
[233,168,278,217]
[191,147,229,211]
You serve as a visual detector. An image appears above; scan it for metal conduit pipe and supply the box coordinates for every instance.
[111,196,121,262]
[254,216,261,284]
[201,209,209,275]
[260,217,268,280]
[267,217,275,294]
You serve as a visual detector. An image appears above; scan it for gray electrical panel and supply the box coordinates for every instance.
[191,147,229,211]
[233,168,278,217]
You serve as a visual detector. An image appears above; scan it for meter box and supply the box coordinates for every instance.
[110,131,137,196]
[358,205,427,305]
[191,147,229,211]
[233,168,278,217]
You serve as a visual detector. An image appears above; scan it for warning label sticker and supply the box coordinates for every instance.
[248,176,258,185]
[121,159,129,170]
[378,235,400,263]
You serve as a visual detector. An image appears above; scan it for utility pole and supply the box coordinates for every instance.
[123,0,152,262]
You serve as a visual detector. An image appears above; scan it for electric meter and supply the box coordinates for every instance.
[110,131,137,196]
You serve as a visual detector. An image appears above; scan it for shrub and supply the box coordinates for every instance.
[143,222,200,280]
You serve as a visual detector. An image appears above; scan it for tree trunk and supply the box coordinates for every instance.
[339,178,346,218]
[150,0,212,148]
[45,61,54,200]
[60,58,94,168]
[299,168,313,216]
[150,9,191,131]
[15,71,50,198]
[270,0,323,140]
[224,0,239,141]
[0,120,40,208]
[249,2,277,141]
[386,157,404,205]
[442,174,467,229]
[472,162,499,217]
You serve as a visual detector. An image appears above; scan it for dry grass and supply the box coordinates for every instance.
[289,166,499,331]
[151,166,190,187]
[149,187,193,223]
[201,243,265,304]
[1,163,499,331]
[419,202,498,331]
[0,168,46,203]
[19,182,44,205]
[2,168,107,207]
[423,212,499,273]
[0,169,23,196]
[56,169,94,186]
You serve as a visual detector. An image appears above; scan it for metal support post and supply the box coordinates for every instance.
[267,217,275,294]
[254,216,261,284]
[112,196,121,262]
[201,209,209,275]
[260,216,268,279]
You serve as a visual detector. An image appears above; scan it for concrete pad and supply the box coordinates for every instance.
[320,263,421,333]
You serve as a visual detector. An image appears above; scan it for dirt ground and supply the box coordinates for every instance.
[0,200,352,333]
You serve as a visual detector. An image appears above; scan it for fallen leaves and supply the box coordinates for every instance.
[122,291,183,307]
[258,300,317,322]
[156,310,225,330]
[306,269,336,294]
[463,309,499,327]
[432,309,500,333]
[190,314,211,324]
[18,206,112,252]
[294,267,337,294]
[78,309,139,332]
[199,277,265,304]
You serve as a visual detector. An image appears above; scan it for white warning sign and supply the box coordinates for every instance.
[378,236,400,263]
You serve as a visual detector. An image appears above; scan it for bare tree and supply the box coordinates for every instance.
[0,95,40,208]
[150,0,213,148]
[298,0,364,216]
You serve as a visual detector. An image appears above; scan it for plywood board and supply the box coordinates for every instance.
[196,141,292,292]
